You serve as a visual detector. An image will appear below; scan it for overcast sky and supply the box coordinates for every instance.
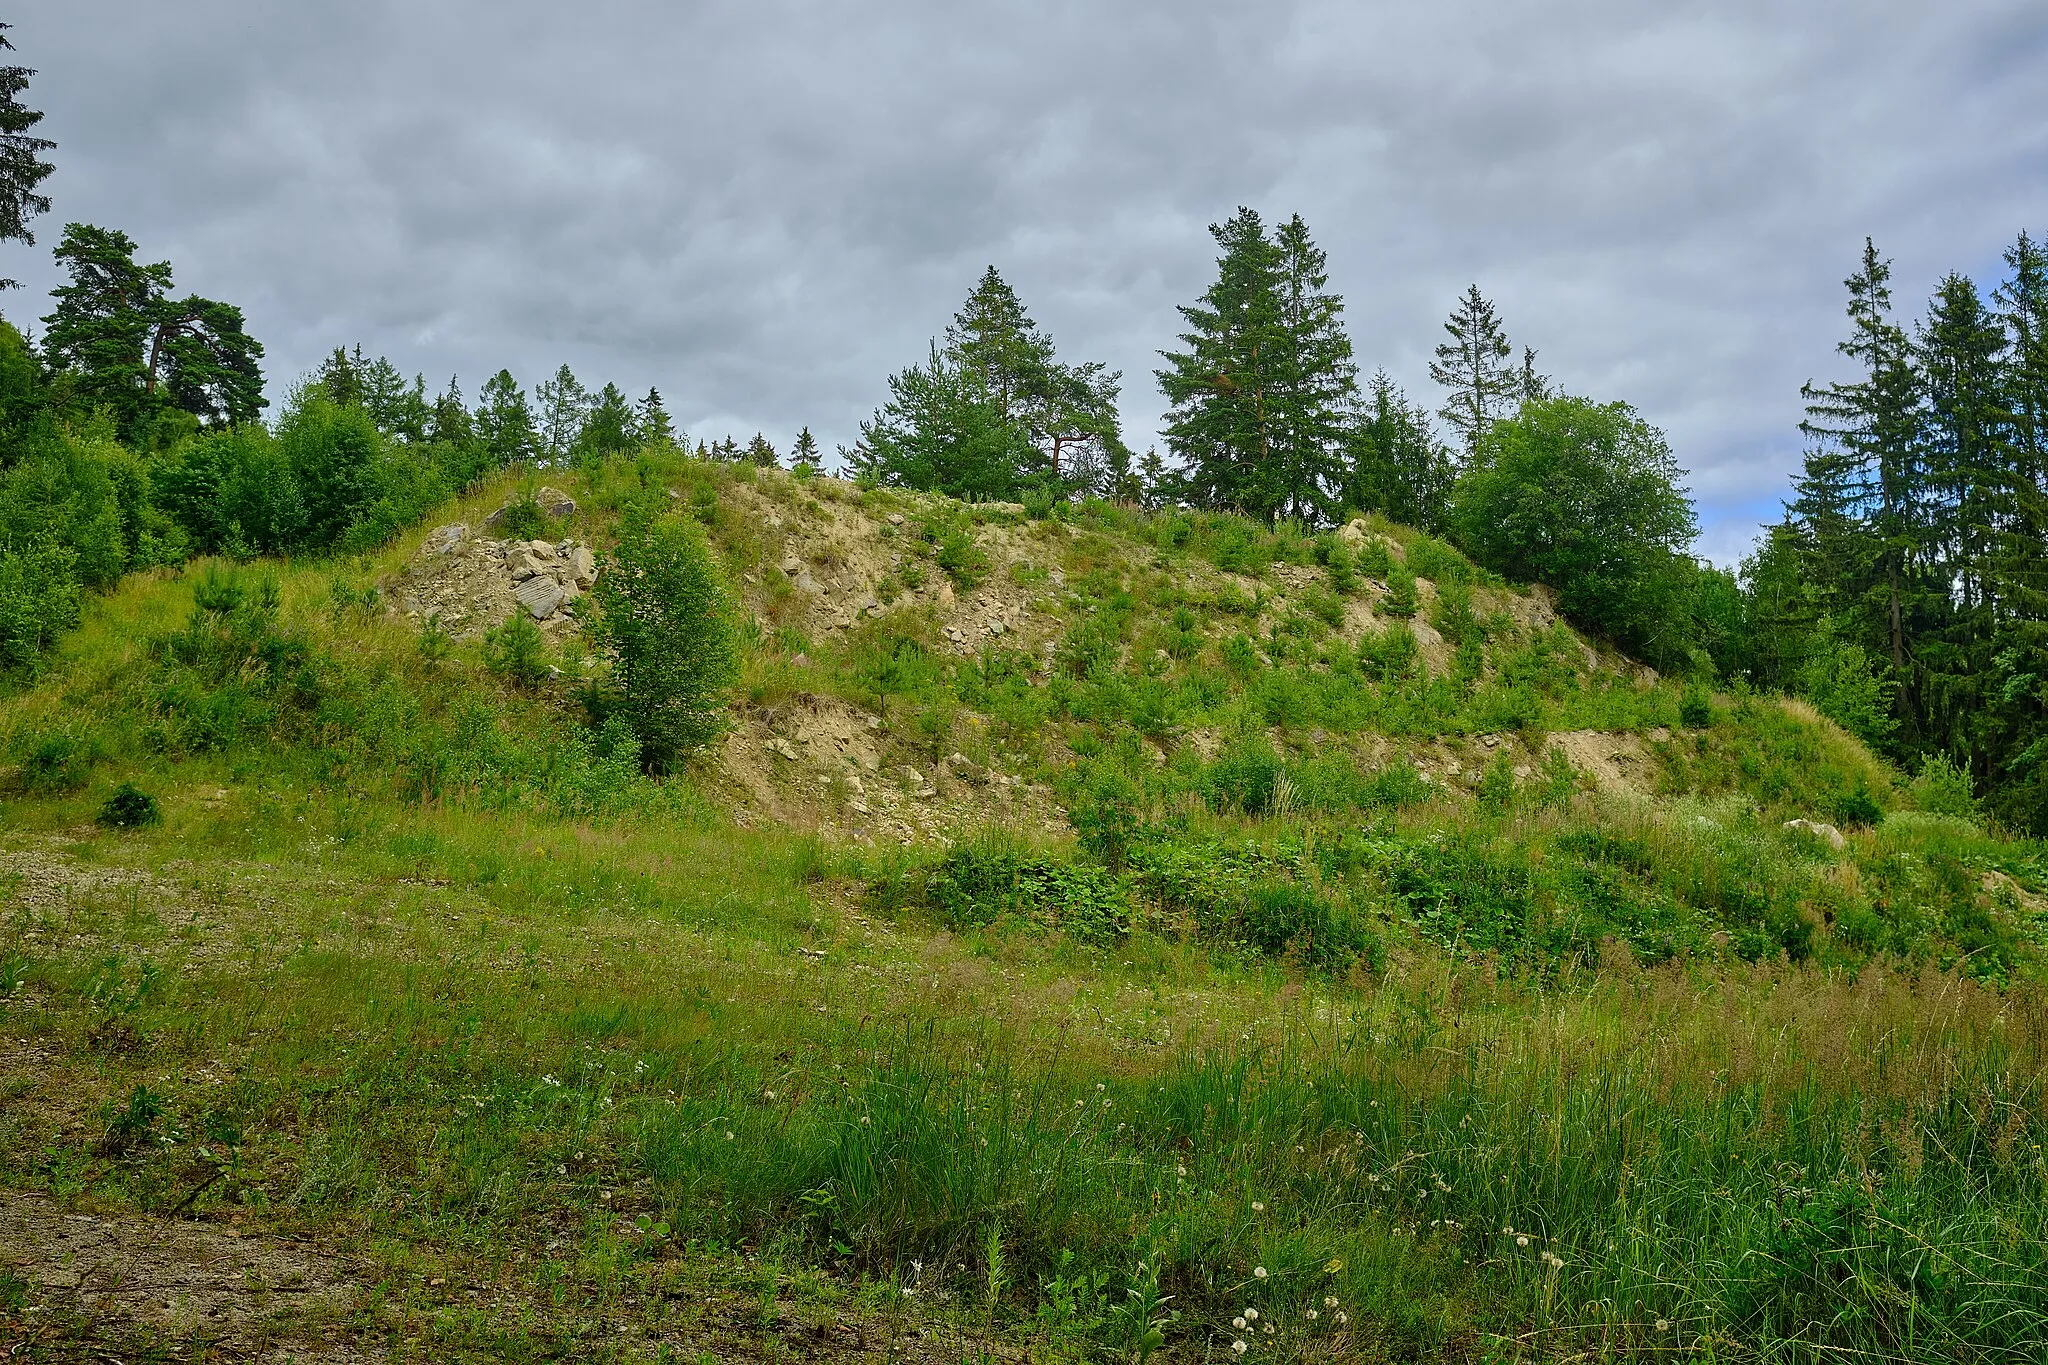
[8,2,2046,562]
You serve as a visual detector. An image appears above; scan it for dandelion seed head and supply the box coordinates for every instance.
[1251,1201,1265,1213]
[1230,1341,1247,1356]
[1233,1317,1246,1330]
[1253,1266,1268,1279]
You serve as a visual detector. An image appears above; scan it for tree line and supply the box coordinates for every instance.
[3,16,2045,827]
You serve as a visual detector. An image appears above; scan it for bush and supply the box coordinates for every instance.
[495,494,547,540]
[0,541,82,668]
[1832,783,1882,829]
[1384,558,1417,618]
[1679,686,1713,729]
[1911,751,1977,819]
[590,503,739,773]
[483,611,550,689]
[13,730,95,793]
[96,782,160,828]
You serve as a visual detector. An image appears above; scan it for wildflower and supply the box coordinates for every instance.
[1231,1342,1247,1356]
[1541,1251,1564,1270]
[1336,1312,1348,1325]
[1096,1082,1106,1091]
[1324,1296,1338,1309]
[1262,1324,1274,1336]
[725,1131,735,1141]
[1244,1308,1259,1323]
[1655,1319,1671,1332]
[1177,1164,1188,1177]
[763,1090,776,1101]
[1233,1317,1246,1330]
[859,1115,871,1125]
[1516,1235,1529,1248]
[1251,1201,1265,1213]
[1253,1266,1268,1279]
[1305,1308,1319,1320]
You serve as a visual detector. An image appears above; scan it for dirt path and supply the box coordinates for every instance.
[1,1193,365,1361]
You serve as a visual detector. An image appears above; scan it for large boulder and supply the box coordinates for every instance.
[513,574,566,620]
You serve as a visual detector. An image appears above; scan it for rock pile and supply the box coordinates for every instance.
[393,513,598,637]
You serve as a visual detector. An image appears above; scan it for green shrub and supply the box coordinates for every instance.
[495,494,547,540]
[1356,537,1392,578]
[483,611,550,689]
[96,782,160,828]
[1833,783,1882,829]
[1910,751,1977,819]
[13,730,95,793]
[1384,558,1417,618]
[590,504,739,772]
[1477,751,1517,811]
[1679,686,1713,729]
[0,541,82,667]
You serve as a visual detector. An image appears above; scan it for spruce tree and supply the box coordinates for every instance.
[1157,207,1290,519]
[1342,371,1454,532]
[1429,285,1517,455]
[1268,213,1356,522]
[634,387,676,447]
[0,22,54,289]
[789,426,820,473]
[475,370,538,466]
[1794,239,1929,710]
[744,432,778,467]
[577,382,634,461]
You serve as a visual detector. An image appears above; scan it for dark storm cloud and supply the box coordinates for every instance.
[8,1,2047,561]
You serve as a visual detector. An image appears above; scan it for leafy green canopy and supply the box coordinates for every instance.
[590,504,739,773]
[1454,396,1701,665]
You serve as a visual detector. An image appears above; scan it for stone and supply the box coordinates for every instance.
[1783,818,1848,851]
[895,765,926,789]
[568,546,596,588]
[888,512,905,526]
[504,543,553,581]
[513,574,565,620]
[987,617,1007,635]
[534,486,577,517]
[423,522,469,555]
[767,737,800,762]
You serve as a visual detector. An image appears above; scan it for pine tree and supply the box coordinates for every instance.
[634,387,676,448]
[1342,371,1455,532]
[1794,240,1929,712]
[535,364,589,462]
[789,426,820,473]
[475,370,538,466]
[1267,213,1356,522]
[42,223,264,432]
[855,343,1029,499]
[0,22,55,289]
[577,382,634,461]
[1429,285,1517,455]
[429,375,472,446]
[744,432,778,467]
[1518,346,1552,403]
[1157,207,1291,519]
[1916,272,2011,753]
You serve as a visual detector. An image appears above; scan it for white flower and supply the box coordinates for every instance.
[725,1131,735,1141]
[1516,1235,1529,1248]
[1251,1201,1265,1213]
[1656,1319,1671,1332]
[1177,1164,1188,1176]
[1262,1324,1274,1336]
[1253,1266,1268,1279]
[763,1090,776,1101]
[1231,1342,1247,1356]
[1336,1312,1348,1325]
[1244,1308,1259,1323]
[1324,1296,1338,1309]
[1305,1308,1319,1320]
[1233,1317,1246,1330]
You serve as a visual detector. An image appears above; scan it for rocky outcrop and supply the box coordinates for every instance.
[392,527,598,635]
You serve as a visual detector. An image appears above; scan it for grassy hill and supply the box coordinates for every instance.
[4,450,2046,1362]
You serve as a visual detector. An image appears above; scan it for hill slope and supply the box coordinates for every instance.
[3,451,2046,1363]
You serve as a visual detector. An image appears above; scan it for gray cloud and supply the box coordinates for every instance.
[8,1,2046,563]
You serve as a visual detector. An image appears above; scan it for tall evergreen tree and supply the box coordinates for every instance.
[1793,240,1930,709]
[475,370,537,466]
[535,364,589,462]
[744,432,778,468]
[854,342,1031,499]
[577,382,634,461]
[634,387,675,447]
[1159,207,1356,523]
[0,22,54,290]
[429,375,472,446]
[1429,285,1517,455]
